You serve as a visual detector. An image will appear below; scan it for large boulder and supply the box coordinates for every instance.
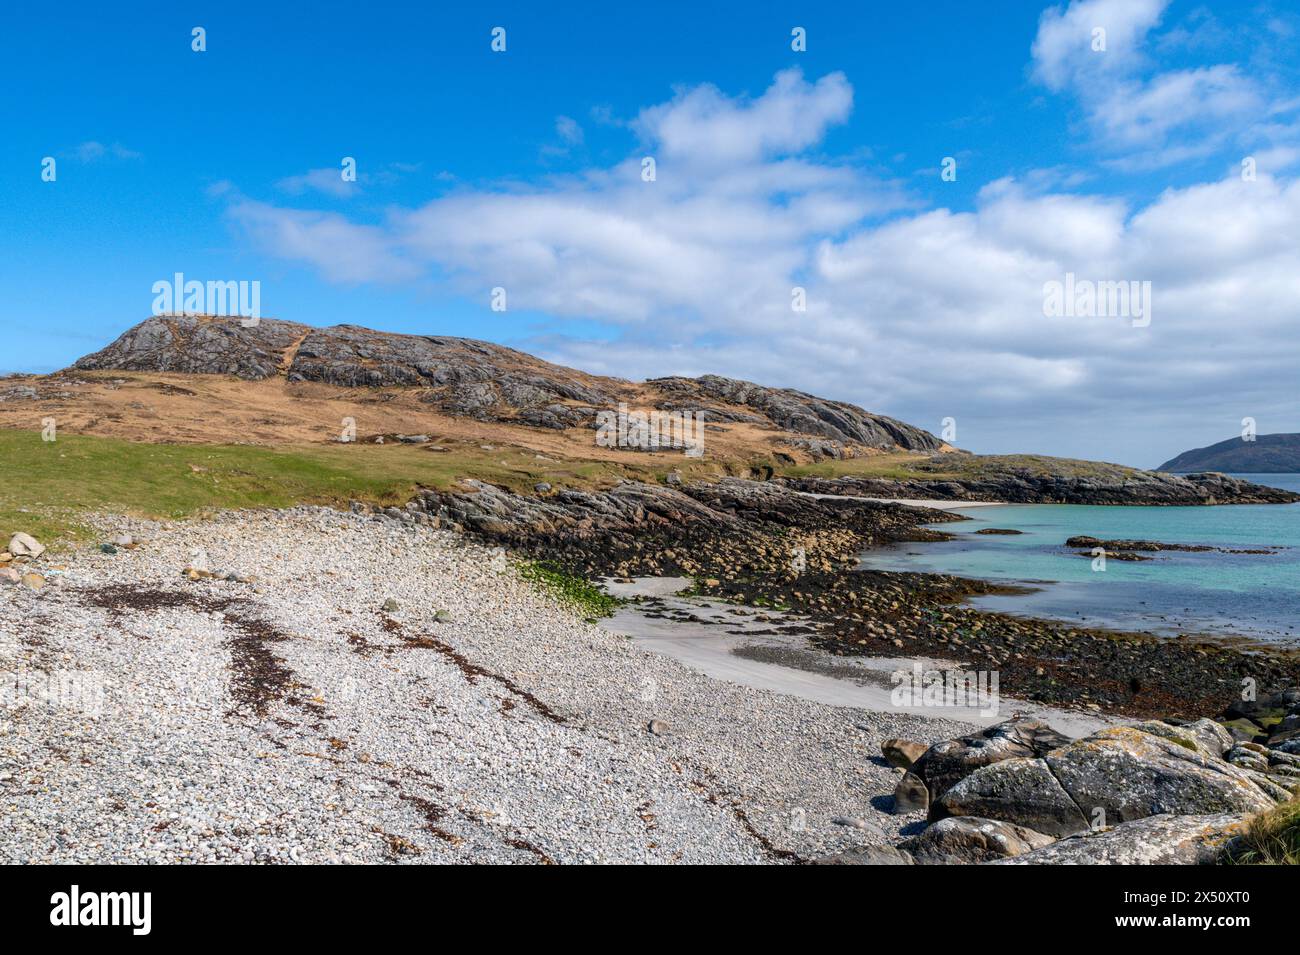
[910,716,1072,805]
[993,813,1247,865]
[933,756,1088,836]
[903,816,1055,864]
[936,721,1283,837]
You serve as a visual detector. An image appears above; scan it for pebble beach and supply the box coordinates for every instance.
[0,506,977,864]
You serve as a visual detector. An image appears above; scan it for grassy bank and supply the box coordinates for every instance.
[0,429,609,546]
[0,428,775,547]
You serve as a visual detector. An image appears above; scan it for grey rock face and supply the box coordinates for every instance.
[650,374,943,451]
[75,315,309,379]
[993,813,1247,865]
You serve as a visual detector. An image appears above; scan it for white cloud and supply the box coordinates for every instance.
[1030,0,1268,167]
[224,67,1300,465]
[632,69,852,167]
[555,115,584,146]
[69,141,141,163]
[276,167,358,198]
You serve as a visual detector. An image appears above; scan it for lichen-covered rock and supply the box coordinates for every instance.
[1045,724,1281,827]
[911,716,1072,805]
[936,722,1280,838]
[903,816,1055,864]
[933,756,1088,837]
[993,813,1247,865]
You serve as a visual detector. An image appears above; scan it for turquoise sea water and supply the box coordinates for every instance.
[857,474,1300,645]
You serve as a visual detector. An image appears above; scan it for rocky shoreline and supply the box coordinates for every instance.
[783,468,1300,506]
[4,484,1298,865]
[408,475,1300,721]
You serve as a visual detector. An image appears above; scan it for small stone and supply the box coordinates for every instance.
[100,543,118,555]
[382,598,400,612]
[21,572,45,591]
[113,534,134,547]
[533,482,552,493]
[433,609,452,623]
[831,816,870,829]
[647,719,670,736]
[0,567,20,585]
[9,532,45,559]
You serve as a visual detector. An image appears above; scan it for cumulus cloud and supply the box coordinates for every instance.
[223,64,1300,465]
[1031,0,1268,167]
[633,69,853,166]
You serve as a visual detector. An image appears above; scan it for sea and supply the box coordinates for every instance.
[856,474,1300,646]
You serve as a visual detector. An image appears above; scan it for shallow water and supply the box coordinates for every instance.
[857,473,1300,645]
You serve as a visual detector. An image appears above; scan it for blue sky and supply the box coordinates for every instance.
[3,0,1299,467]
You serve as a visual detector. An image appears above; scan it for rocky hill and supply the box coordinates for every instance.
[1158,433,1300,473]
[72,315,943,454]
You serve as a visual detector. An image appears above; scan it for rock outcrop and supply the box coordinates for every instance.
[649,374,942,452]
[785,462,1300,505]
[72,315,943,451]
[895,717,1071,811]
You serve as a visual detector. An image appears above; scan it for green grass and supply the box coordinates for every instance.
[517,560,622,620]
[0,429,639,548]
[1224,797,1300,865]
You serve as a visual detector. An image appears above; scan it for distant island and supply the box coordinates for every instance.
[1158,433,1300,473]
